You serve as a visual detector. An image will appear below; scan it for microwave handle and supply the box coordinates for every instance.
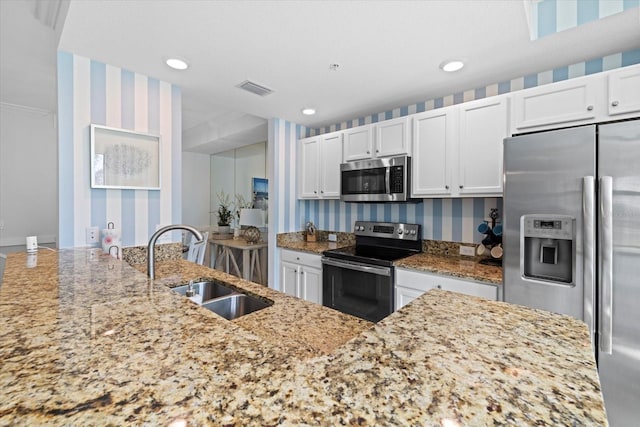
[385,167,391,195]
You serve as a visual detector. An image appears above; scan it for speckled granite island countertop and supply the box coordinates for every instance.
[1,249,606,425]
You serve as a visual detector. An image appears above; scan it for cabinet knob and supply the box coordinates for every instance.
[366,150,370,154]
[459,185,463,189]
[376,149,379,153]
[587,105,594,111]
[436,285,442,289]
[300,271,304,275]
[445,185,449,190]
[611,100,619,107]
[320,190,324,194]
[313,190,317,194]
[296,257,300,261]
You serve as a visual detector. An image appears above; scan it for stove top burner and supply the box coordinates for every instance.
[322,221,422,267]
[324,244,418,264]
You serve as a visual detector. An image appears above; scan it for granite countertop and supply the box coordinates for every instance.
[277,234,503,285]
[0,248,606,425]
[276,239,347,254]
[396,252,503,285]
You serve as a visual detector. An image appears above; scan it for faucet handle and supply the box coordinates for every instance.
[185,279,196,297]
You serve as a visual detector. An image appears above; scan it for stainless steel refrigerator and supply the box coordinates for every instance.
[503,119,640,426]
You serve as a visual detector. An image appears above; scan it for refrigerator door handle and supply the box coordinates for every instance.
[582,176,596,348]
[600,176,613,355]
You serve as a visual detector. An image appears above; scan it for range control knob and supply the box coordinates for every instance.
[410,229,416,235]
[397,229,403,235]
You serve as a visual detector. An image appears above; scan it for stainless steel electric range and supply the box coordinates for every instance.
[321,221,422,322]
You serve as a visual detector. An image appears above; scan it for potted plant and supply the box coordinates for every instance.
[216,191,233,234]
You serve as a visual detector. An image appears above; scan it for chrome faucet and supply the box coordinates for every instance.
[147,224,204,279]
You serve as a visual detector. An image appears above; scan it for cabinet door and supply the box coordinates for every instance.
[376,117,409,157]
[343,125,372,162]
[435,275,498,300]
[458,97,508,195]
[300,266,322,304]
[298,137,320,198]
[412,108,455,196]
[513,77,597,130]
[395,286,428,310]
[281,261,299,297]
[320,133,343,198]
[608,65,640,116]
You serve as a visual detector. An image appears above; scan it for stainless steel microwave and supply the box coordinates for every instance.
[340,155,412,202]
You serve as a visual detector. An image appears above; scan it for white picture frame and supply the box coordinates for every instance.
[90,124,161,190]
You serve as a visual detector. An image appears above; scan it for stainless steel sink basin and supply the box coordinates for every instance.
[172,280,235,300]
[202,294,272,320]
[172,280,272,320]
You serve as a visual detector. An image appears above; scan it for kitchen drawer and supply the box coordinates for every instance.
[396,267,434,292]
[395,267,498,301]
[280,249,322,269]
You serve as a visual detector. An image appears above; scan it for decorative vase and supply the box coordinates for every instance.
[218,225,231,235]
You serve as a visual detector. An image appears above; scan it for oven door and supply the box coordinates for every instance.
[321,257,393,322]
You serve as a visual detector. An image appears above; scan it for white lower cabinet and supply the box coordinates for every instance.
[395,267,498,310]
[280,249,322,304]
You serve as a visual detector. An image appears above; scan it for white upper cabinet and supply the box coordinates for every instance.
[375,116,410,157]
[298,132,343,199]
[512,74,600,131]
[412,108,456,196]
[320,133,343,198]
[343,125,372,162]
[511,65,640,131]
[608,65,640,116]
[458,96,509,195]
[298,137,320,198]
[412,96,508,198]
[343,117,410,162]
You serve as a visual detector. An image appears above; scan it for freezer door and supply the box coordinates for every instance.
[597,119,640,426]
[503,126,596,323]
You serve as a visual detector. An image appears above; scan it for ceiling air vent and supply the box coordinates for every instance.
[237,80,274,97]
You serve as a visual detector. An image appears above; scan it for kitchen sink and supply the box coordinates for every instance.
[203,294,272,320]
[172,280,235,300]
[172,280,272,320]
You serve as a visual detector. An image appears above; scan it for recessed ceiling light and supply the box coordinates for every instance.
[166,58,189,70]
[302,108,316,115]
[440,60,464,72]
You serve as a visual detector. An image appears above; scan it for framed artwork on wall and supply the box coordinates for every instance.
[90,124,161,190]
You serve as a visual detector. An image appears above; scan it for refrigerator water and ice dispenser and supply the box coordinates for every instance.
[521,215,575,284]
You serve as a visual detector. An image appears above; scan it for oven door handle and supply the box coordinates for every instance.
[321,257,391,277]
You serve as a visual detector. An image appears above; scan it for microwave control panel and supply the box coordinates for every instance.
[390,166,404,193]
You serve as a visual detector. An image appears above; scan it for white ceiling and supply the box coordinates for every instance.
[2,1,640,154]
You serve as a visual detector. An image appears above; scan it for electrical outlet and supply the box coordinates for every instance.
[459,245,475,256]
[86,227,99,245]
[328,233,337,242]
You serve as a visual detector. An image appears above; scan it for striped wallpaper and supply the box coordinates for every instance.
[535,0,640,39]
[307,49,640,137]
[57,51,181,248]
[268,49,640,248]
[300,198,503,244]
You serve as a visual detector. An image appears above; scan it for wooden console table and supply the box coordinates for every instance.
[209,239,268,285]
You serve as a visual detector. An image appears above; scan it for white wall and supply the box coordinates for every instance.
[210,141,267,228]
[235,142,267,205]
[0,105,57,247]
[182,151,211,230]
